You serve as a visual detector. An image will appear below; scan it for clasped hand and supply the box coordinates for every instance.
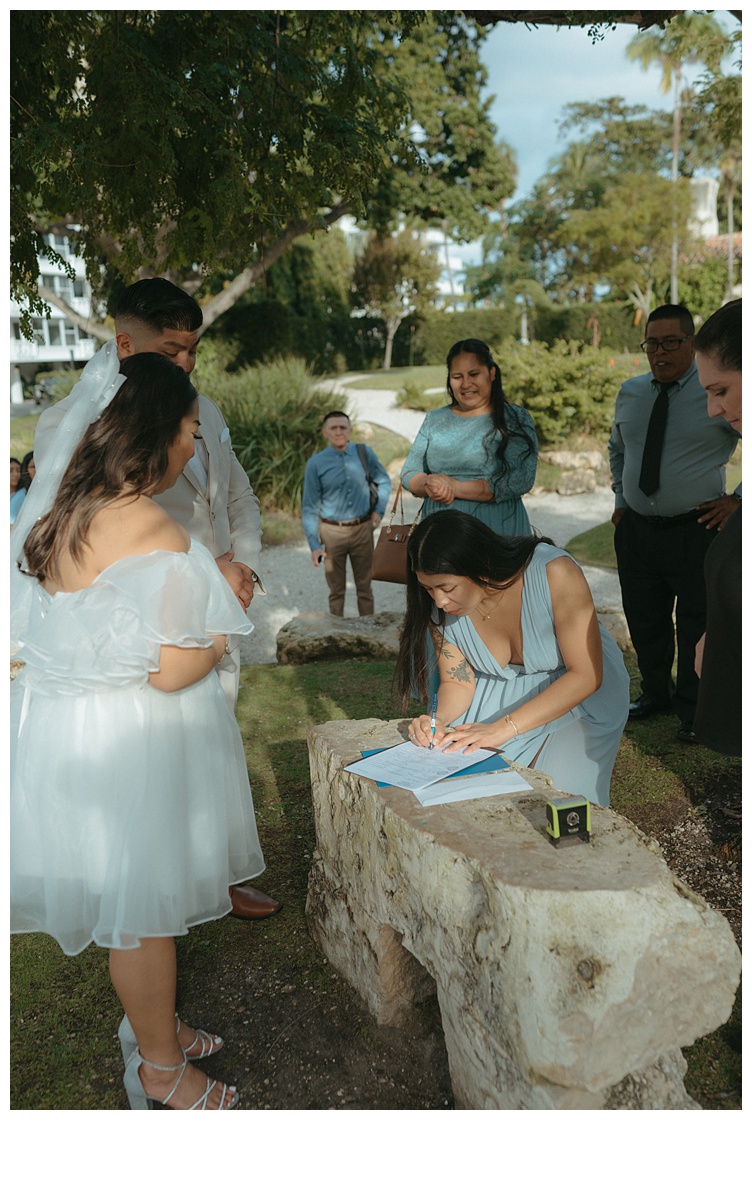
[216,550,255,610]
[424,474,455,504]
[407,714,510,753]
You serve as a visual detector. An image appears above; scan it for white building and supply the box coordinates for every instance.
[10,231,100,405]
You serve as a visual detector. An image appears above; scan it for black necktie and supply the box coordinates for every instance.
[638,386,671,496]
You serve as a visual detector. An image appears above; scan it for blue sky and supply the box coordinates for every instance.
[450,10,737,268]
[480,11,737,200]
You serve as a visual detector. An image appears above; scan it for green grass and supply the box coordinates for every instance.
[10,652,740,1109]
[565,521,617,570]
[342,366,446,392]
[10,413,41,460]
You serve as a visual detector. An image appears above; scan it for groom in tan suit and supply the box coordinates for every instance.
[34,278,281,920]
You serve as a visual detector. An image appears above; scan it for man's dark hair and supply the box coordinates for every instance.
[115,278,203,334]
[322,411,350,425]
[694,299,741,374]
[646,304,695,337]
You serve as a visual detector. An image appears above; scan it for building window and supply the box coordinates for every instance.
[64,324,79,346]
[49,321,63,346]
[32,318,46,346]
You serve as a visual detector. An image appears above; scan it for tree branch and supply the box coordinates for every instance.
[37,285,112,342]
[198,202,352,329]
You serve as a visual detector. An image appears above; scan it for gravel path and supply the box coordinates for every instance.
[242,385,621,665]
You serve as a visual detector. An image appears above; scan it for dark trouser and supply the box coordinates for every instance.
[319,519,374,617]
[614,509,716,722]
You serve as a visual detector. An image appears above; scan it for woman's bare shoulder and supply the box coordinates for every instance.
[91,495,190,563]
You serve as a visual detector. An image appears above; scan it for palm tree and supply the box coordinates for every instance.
[627,13,725,303]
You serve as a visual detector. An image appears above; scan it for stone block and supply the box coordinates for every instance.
[596,607,633,652]
[557,469,597,496]
[276,610,403,664]
[306,718,740,1109]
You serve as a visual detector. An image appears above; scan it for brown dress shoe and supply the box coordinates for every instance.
[229,884,282,920]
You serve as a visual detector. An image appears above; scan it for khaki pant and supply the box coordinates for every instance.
[319,520,374,617]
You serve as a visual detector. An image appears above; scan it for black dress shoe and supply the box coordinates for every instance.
[229,885,282,920]
[677,722,699,745]
[628,695,672,720]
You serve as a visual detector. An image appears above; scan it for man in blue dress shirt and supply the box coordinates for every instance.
[609,304,740,743]
[302,411,391,617]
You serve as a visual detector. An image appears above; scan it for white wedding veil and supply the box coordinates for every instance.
[10,339,125,653]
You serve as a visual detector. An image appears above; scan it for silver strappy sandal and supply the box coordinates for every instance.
[123,1048,238,1110]
[118,1013,223,1065]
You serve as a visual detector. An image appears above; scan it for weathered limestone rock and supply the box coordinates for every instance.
[596,607,633,652]
[540,450,607,472]
[276,610,403,664]
[556,469,597,495]
[306,718,740,1110]
[10,659,25,681]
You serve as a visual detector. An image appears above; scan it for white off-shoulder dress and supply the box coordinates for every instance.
[10,540,265,956]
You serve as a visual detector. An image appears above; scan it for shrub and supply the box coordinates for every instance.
[206,357,345,513]
[490,338,636,445]
[396,381,441,411]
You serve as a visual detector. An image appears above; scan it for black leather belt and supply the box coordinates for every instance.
[320,513,371,527]
[629,509,699,528]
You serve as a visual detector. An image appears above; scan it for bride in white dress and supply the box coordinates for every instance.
[10,351,264,1110]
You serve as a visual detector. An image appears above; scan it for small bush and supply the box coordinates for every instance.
[397,381,443,411]
[491,338,635,445]
[208,357,344,514]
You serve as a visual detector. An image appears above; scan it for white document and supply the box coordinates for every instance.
[412,769,533,806]
[344,741,494,790]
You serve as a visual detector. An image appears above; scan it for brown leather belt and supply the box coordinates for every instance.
[320,513,371,526]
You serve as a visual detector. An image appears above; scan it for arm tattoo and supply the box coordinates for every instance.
[447,657,473,684]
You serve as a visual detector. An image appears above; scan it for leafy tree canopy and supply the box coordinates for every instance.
[11,9,514,333]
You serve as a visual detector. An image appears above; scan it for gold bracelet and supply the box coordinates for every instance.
[505,714,519,738]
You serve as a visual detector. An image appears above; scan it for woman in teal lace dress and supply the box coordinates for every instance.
[400,339,538,536]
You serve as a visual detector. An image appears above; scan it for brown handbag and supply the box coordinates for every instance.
[370,485,423,585]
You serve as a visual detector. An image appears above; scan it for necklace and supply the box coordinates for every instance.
[476,589,505,621]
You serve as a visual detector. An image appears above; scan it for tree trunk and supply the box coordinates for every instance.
[36,287,112,343]
[670,67,681,306]
[726,184,735,301]
[382,314,403,371]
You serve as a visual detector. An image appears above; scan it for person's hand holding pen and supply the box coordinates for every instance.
[408,698,451,750]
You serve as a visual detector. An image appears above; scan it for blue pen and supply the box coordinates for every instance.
[429,693,438,750]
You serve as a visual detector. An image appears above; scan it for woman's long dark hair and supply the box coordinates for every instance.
[395,509,553,709]
[445,338,537,482]
[23,353,197,582]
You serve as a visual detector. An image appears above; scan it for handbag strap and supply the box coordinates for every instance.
[384,482,423,534]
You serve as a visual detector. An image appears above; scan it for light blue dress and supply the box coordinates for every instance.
[435,544,629,807]
[401,405,538,535]
[10,488,26,526]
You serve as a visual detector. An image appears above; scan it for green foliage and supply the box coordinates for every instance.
[352,230,441,370]
[411,308,518,365]
[397,381,440,411]
[32,368,83,402]
[202,357,341,514]
[11,11,510,330]
[533,304,642,352]
[488,338,635,444]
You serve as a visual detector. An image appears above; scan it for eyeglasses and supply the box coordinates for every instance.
[640,335,692,353]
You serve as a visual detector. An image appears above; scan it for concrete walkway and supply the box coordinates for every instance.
[242,384,621,665]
